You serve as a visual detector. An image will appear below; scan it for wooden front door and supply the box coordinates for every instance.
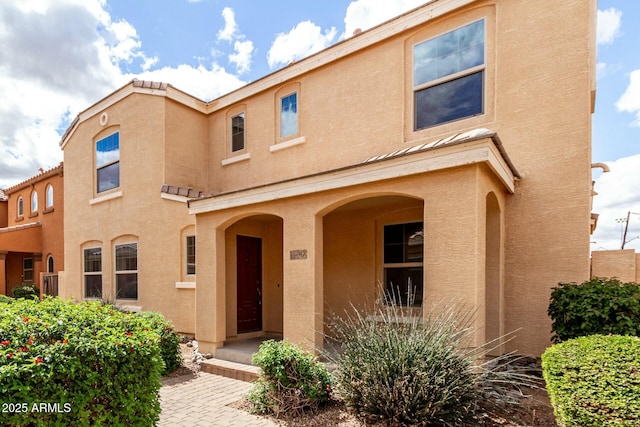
[237,235,262,333]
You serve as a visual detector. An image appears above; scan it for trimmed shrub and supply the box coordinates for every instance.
[11,282,40,300]
[0,294,13,304]
[325,301,538,426]
[248,340,331,416]
[542,334,640,426]
[0,297,163,426]
[136,311,182,375]
[548,277,640,343]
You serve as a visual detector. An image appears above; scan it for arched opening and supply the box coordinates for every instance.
[223,214,283,340]
[322,194,424,335]
[485,192,502,355]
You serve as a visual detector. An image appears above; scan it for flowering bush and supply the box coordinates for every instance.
[136,311,182,374]
[11,282,40,300]
[0,297,163,426]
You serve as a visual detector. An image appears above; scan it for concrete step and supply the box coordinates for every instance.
[200,357,260,382]
[215,345,256,365]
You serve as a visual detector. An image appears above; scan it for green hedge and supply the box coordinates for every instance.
[12,282,40,300]
[136,311,181,375]
[548,277,640,343]
[0,297,163,426]
[542,335,640,426]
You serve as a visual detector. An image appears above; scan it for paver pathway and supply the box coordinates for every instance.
[159,372,278,427]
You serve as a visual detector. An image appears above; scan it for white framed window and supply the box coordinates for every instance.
[231,113,245,152]
[23,258,34,282]
[84,248,102,298]
[45,184,54,208]
[186,235,196,275]
[280,92,298,138]
[413,19,485,129]
[31,191,38,213]
[17,196,24,217]
[115,243,138,300]
[383,222,424,306]
[96,132,120,193]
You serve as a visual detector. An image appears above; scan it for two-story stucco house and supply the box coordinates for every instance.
[60,0,597,357]
[1,164,64,297]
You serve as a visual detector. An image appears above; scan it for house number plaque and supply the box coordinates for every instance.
[290,250,307,260]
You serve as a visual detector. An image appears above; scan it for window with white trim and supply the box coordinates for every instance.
[186,235,196,275]
[84,248,102,298]
[115,243,138,299]
[96,132,120,193]
[46,184,54,208]
[23,257,34,282]
[31,191,38,213]
[231,114,245,152]
[280,93,298,138]
[414,19,485,129]
[383,222,424,306]
[17,196,24,217]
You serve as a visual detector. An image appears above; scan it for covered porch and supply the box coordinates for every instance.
[190,129,520,357]
[0,222,43,296]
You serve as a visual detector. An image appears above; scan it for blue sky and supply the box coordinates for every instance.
[0,0,638,250]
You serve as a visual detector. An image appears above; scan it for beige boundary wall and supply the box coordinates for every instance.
[591,250,640,283]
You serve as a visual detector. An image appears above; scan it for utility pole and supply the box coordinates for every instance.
[619,211,640,250]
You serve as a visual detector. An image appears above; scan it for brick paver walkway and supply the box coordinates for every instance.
[159,372,278,427]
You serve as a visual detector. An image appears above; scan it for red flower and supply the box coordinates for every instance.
[129,348,134,353]
[19,346,29,352]
[23,317,29,322]
[35,357,43,364]
[62,339,68,344]
[0,340,10,346]
[7,352,13,358]
[28,337,34,345]
[125,332,132,336]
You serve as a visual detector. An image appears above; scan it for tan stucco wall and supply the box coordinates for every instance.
[591,250,640,283]
[62,94,203,333]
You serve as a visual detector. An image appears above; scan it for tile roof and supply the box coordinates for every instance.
[2,162,64,195]
[161,184,210,199]
[0,189,6,201]
[132,80,169,90]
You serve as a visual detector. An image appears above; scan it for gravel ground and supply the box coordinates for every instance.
[172,344,557,426]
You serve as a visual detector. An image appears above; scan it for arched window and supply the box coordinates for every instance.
[47,255,54,273]
[46,185,54,208]
[17,196,24,217]
[31,191,38,212]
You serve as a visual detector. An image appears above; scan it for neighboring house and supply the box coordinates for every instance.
[61,0,597,357]
[0,164,64,297]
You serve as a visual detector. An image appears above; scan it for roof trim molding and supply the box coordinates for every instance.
[189,132,518,215]
[3,163,64,195]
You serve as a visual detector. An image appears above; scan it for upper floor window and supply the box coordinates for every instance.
[96,132,120,193]
[186,235,196,275]
[280,93,298,138]
[413,19,485,130]
[231,113,245,152]
[31,191,38,212]
[84,247,102,298]
[45,184,54,208]
[115,243,138,300]
[17,196,24,217]
[383,222,424,306]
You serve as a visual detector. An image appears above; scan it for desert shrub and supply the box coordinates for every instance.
[542,334,640,426]
[548,277,640,343]
[0,297,163,426]
[12,282,40,300]
[248,340,331,416]
[325,301,538,426]
[136,311,182,374]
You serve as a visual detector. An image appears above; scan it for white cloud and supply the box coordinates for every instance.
[597,8,622,45]
[229,40,255,75]
[0,0,247,189]
[217,7,238,42]
[592,154,640,251]
[342,0,429,39]
[267,21,337,69]
[616,69,640,127]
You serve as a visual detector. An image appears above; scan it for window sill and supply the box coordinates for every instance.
[176,282,196,289]
[90,189,123,205]
[28,212,38,218]
[221,153,251,166]
[43,207,54,214]
[117,305,142,312]
[15,216,24,222]
[270,136,306,153]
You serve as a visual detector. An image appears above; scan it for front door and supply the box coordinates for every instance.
[237,235,262,333]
